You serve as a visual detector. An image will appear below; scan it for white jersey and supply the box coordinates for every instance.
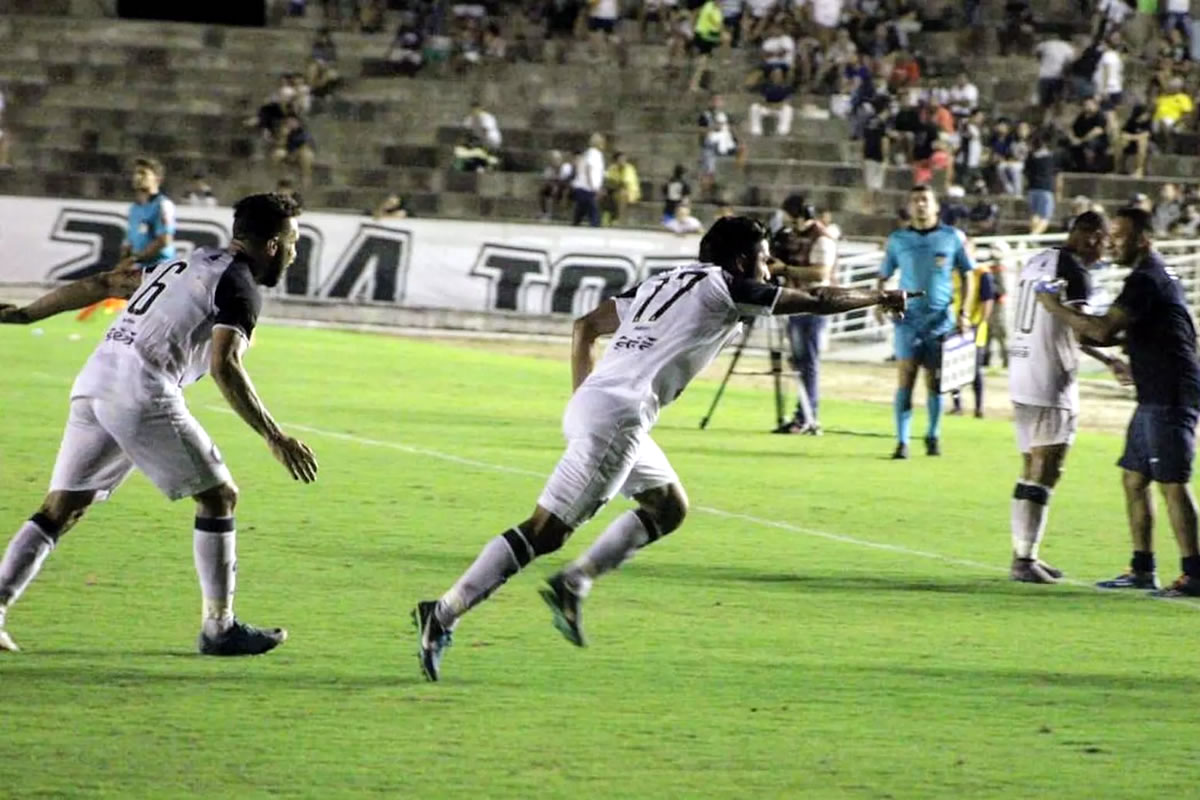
[582,264,780,424]
[1008,247,1094,411]
[72,247,263,401]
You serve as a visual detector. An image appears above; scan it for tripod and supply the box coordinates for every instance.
[699,315,791,430]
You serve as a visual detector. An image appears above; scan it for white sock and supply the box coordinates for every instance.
[437,529,533,627]
[0,519,57,611]
[1011,482,1051,559]
[561,511,657,597]
[193,517,236,635]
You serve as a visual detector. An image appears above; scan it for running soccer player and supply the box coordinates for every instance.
[0,192,318,654]
[1006,211,1130,583]
[877,185,976,459]
[1038,207,1200,596]
[412,216,913,682]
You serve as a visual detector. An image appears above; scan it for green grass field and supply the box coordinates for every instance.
[1,316,1196,799]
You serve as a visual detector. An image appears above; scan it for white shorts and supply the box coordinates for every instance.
[1013,402,1077,453]
[537,390,679,528]
[49,396,232,502]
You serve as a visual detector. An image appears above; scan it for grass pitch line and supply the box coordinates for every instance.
[204,406,1200,610]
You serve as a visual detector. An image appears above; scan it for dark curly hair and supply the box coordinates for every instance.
[699,215,766,273]
[232,192,302,242]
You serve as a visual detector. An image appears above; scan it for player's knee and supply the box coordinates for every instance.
[37,491,95,539]
[194,482,238,518]
[1122,470,1150,494]
[637,484,689,537]
[520,515,573,557]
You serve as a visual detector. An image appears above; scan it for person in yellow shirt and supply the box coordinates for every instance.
[1153,78,1194,136]
[950,261,997,417]
[688,0,723,92]
[602,151,641,226]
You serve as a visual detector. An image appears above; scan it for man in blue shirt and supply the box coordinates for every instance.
[1039,207,1200,597]
[877,185,975,458]
[123,156,176,268]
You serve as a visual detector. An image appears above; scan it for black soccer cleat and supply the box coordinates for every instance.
[412,600,453,682]
[891,443,910,460]
[539,574,587,647]
[1150,575,1200,598]
[925,436,941,456]
[1096,569,1161,591]
[197,619,288,657]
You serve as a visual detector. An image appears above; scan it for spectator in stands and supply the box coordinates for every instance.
[663,196,703,234]
[286,72,312,116]
[1119,102,1153,176]
[967,177,999,235]
[815,27,856,92]
[940,185,970,230]
[698,94,742,192]
[749,67,795,136]
[767,193,811,235]
[356,0,386,33]
[308,27,341,97]
[453,135,500,172]
[539,149,574,221]
[662,164,692,222]
[1174,201,1200,236]
[588,0,621,61]
[862,97,890,213]
[386,16,425,76]
[1001,0,1036,56]
[947,73,978,119]
[183,173,217,207]
[639,0,670,42]
[247,75,300,141]
[1153,182,1183,234]
[715,192,736,218]
[1094,33,1124,111]
[273,115,316,191]
[912,108,952,188]
[373,193,410,219]
[543,0,581,64]
[602,151,642,225]
[451,18,485,72]
[887,50,920,95]
[743,0,776,43]
[1035,34,1075,108]
[1163,0,1192,40]
[1153,77,1194,140]
[689,0,724,92]
[955,108,985,187]
[984,117,1012,193]
[0,86,9,169]
[463,100,502,151]
[572,133,606,227]
[1129,192,1153,214]
[720,0,744,49]
[1004,120,1031,196]
[482,22,508,61]
[748,19,796,88]
[1068,96,1110,172]
[1025,129,1061,234]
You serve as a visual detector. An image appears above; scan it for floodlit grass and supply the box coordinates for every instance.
[0,316,1193,799]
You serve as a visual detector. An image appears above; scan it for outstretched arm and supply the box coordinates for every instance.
[209,326,318,483]
[0,262,142,324]
[571,298,621,390]
[1038,291,1129,346]
[775,285,910,316]
[1081,343,1133,385]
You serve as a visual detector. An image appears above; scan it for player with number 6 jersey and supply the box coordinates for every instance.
[0,193,318,656]
[412,216,914,682]
[1005,212,1129,584]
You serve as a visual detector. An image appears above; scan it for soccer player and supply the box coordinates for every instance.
[1038,207,1200,596]
[876,185,976,459]
[1006,211,1130,583]
[0,193,318,653]
[412,216,912,681]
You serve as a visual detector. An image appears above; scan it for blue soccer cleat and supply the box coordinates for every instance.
[1096,569,1161,591]
[413,600,453,682]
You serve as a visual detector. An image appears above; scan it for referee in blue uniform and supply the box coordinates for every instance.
[124,156,177,268]
[877,185,975,459]
[1039,206,1200,597]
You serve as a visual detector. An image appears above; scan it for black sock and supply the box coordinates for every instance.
[1132,550,1156,573]
[1182,555,1200,579]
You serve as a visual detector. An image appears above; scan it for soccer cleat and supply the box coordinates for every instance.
[891,442,910,460]
[539,574,587,647]
[412,600,453,682]
[1150,575,1200,598]
[771,420,804,434]
[1096,569,1161,591]
[1036,560,1064,579]
[197,619,288,656]
[1010,557,1058,584]
[0,628,18,652]
[925,437,941,456]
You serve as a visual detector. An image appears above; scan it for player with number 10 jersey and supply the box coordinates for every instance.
[412,216,914,682]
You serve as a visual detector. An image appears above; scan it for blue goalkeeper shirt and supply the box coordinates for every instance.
[879,224,975,336]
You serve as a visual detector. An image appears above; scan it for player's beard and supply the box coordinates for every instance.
[261,252,287,287]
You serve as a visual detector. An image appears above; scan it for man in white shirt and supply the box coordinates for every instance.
[463,101,502,150]
[572,132,606,228]
[663,197,704,234]
[947,72,978,118]
[760,19,796,74]
[1034,37,1074,107]
[1094,34,1124,111]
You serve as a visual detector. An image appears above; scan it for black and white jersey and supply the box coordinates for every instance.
[72,247,262,400]
[1008,247,1094,411]
[582,264,780,421]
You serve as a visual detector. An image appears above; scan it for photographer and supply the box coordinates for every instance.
[769,204,839,435]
